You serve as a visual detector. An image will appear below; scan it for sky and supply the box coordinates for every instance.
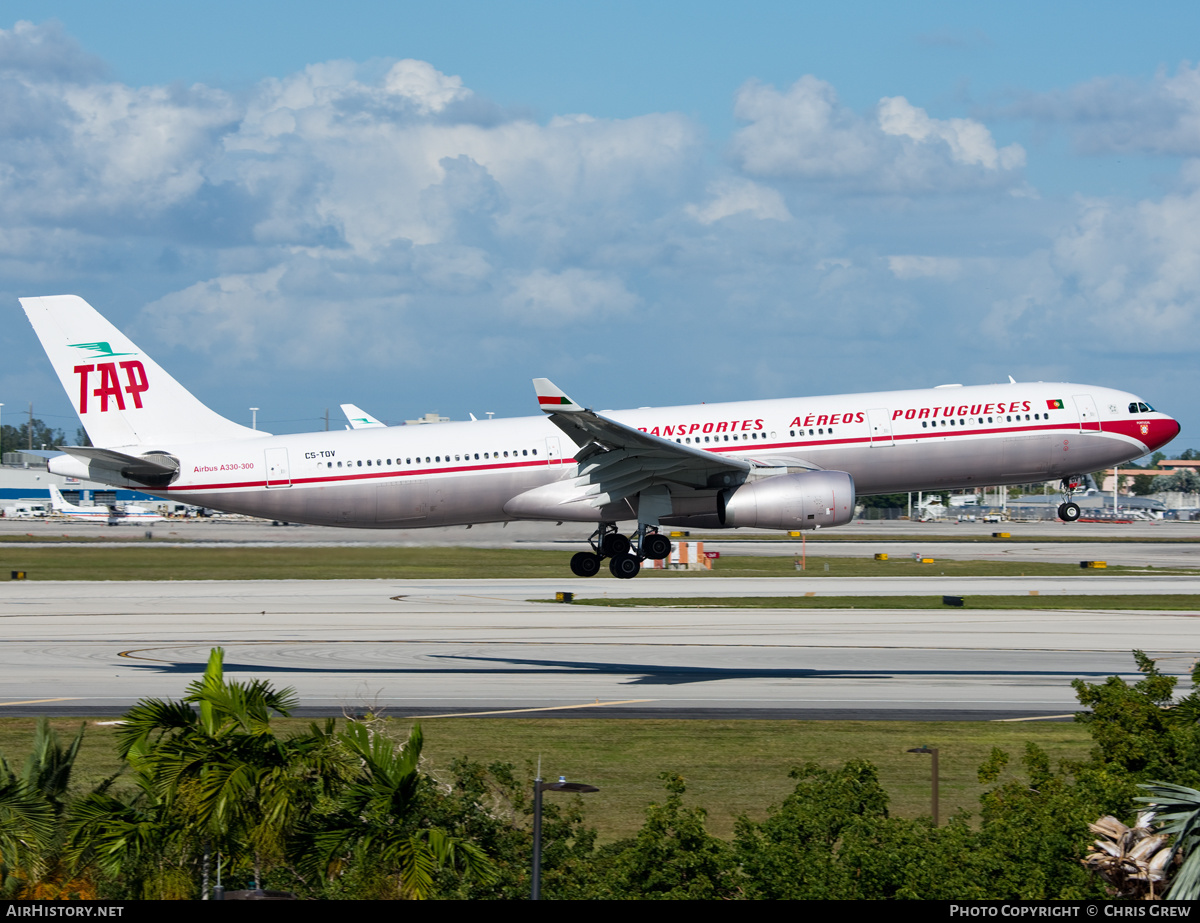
[3,1,1200,448]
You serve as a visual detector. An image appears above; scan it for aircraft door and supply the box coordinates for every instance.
[866,409,894,446]
[265,448,292,488]
[545,436,562,464]
[1073,394,1100,432]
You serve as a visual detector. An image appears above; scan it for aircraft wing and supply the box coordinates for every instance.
[532,378,750,507]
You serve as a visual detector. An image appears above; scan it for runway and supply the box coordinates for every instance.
[1,576,1196,718]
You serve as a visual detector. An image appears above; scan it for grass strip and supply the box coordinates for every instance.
[554,594,1200,611]
[1,546,1184,581]
[680,531,1200,544]
[0,716,1092,841]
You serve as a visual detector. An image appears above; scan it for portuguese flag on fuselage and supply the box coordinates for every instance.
[1046,399,1064,410]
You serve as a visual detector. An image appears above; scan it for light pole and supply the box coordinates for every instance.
[250,407,259,431]
[532,772,598,899]
[908,746,939,825]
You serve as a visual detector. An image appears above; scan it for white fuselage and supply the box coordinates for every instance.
[54,381,1178,529]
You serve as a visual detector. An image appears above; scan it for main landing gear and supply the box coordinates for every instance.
[1057,476,1084,522]
[569,522,672,579]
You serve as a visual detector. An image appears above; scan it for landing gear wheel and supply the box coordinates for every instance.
[1058,502,1081,522]
[640,532,672,560]
[609,554,641,579]
[600,533,631,557]
[570,552,602,577]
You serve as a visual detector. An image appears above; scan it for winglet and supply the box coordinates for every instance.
[533,378,584,413]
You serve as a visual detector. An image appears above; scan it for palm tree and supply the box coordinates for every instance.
[1,719,94,899]
[1137,783,1200,900]
[84,648,343,895]
[1081,813,1174,899]
[306,721,496,899]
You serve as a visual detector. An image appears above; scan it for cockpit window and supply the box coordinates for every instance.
[1131,401,1154,413]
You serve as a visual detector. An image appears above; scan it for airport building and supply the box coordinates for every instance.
[0,450,166,516]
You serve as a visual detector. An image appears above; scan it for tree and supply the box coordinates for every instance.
[90,648,345,896]
[582,773,738,900]
[1137,783,1200,900]
[1157,469,1200,494]
[0,719,95,899]
[303,721,495,899]
[0,419,65,454]
[1071,651,1200,787]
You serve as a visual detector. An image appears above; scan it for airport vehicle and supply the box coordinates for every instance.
[21,295,1180,577]
[47,483,164,524]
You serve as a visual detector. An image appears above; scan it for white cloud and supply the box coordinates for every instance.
[501,268,638,324]
[731,75,1025,192]
[1047,177,1200,348]
[878,96,1024,170]
[731,76,880,179]
[382,59,472,114]
[685,177,791,224]
[886,255,965,280]
[9,20,1198,433]
[142,263,415,369]
[1005,64,1200,156]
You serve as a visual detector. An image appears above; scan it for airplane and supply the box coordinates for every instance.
[341,404,386,429]
[20,294,1180,578]
[46,483,164,525]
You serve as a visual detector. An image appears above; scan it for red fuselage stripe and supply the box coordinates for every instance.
[165,418,1149,494]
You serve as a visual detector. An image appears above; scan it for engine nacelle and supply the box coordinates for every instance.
[719,470,855,530]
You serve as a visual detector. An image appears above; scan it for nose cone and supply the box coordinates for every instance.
[1145,416,1181,452]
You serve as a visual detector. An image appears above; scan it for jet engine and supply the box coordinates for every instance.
[718,470,855,530]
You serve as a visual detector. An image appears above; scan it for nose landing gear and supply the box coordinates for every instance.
[1058,477,1084,522]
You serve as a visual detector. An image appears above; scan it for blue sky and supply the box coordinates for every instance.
[3,1,1200,448]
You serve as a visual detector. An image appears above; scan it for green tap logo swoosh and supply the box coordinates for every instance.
[69,341,136,358]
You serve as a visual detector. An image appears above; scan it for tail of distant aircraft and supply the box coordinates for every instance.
[46,483,70,512]
[19,295,263,448]
[340,403,386,429]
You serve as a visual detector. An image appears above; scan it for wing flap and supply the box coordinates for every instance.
[531,378,751,513]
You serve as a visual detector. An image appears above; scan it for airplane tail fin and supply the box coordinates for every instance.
[340,403,386,429]
[47,484,67,511]
[19,295,264,448]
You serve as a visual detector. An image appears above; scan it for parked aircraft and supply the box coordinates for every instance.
[20,295,1180,577]
[47,483,163,524]
[340,404,386,429]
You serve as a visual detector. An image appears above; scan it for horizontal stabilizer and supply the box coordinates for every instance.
[55,446,179,486]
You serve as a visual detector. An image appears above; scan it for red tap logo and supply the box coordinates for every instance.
[72,361,149,413]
